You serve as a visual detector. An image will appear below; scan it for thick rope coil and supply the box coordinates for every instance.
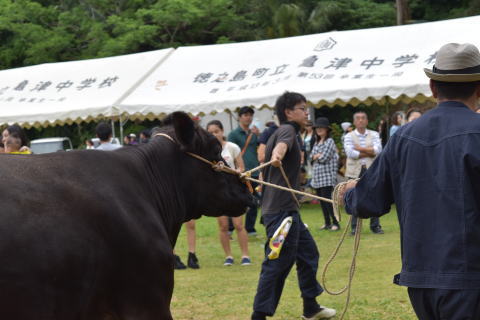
[321,179,361,320]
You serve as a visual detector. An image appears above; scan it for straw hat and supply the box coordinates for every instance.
[424,43,480,82]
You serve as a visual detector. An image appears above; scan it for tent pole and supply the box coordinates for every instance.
[119,115,124,145]
[111,119,116,141]
[308,105,315,121]
[385,96,391,132]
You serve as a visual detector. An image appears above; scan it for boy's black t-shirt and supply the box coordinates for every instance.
[261,122,301,215]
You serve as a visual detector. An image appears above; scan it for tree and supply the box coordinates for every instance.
[396,0,410,25]
[2,0,480,137]
[408,0,480,21]
[306,0,396,33]
[0,0,70,68]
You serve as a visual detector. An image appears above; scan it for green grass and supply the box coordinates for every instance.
[171,204,416,320]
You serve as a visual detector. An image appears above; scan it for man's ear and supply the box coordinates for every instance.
[171,112,195,148]
[284,108,293,122]
[475,83,480,98]
[430,79,438,99]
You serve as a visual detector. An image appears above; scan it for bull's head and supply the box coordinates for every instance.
[156,112,253,221]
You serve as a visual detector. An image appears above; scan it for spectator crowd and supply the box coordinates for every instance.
[0,100,432,269]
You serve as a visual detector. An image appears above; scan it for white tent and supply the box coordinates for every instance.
[119,15,480,118]
[1,15,480,129]
[0,49,173,128]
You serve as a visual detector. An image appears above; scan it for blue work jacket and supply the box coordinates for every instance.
[345,101,480,289]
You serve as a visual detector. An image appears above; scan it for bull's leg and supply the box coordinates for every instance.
[114,251,175,320]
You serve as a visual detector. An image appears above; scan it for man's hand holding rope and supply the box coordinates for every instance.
[338,180,358,206]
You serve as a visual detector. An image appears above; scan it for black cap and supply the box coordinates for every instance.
[313,117,330,128]
[238,106,254,116]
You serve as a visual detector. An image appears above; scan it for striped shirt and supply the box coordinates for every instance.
[344,129,382,166]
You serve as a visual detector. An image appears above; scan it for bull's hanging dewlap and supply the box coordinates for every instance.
[268,216,293,260]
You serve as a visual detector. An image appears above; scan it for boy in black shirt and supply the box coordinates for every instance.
[251,92,335,320]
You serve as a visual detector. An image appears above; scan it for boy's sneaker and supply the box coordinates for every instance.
[251,311,267,320]
[223,256,234,266]
[302,306,336,319]
[241,257,252,266]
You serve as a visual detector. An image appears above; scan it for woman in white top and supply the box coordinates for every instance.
[207,120,251,266]
[301,120,314,179]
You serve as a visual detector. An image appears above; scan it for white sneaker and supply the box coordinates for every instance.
[302,306,336,319]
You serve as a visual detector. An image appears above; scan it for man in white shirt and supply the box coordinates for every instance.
[343,111,383,234]
[95,122,122,151]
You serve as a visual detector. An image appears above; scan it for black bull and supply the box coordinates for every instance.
[0,112,252,320]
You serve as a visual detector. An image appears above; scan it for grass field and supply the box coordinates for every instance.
[171,204,416,320]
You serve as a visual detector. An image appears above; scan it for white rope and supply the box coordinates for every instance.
[244,176,333,204]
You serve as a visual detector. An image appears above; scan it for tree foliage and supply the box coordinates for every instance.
[3,0,480,145]
[1,0,479,70]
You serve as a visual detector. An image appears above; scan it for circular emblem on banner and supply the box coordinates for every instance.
[314,37,337,52]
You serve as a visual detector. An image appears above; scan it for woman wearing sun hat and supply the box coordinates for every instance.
[309,117,339,231]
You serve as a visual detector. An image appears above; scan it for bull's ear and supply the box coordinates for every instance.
[171,112,195,147]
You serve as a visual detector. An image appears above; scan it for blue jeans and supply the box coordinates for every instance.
[253,211,323,316]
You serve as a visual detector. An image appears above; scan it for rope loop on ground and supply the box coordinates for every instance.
[321,179,361,320]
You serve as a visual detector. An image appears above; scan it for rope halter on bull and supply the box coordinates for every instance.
[155,132,362,320]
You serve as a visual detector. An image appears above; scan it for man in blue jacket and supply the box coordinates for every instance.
[341,43,480,319]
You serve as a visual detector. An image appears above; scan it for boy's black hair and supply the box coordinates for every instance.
[95,122,112,141]
[275,91,307,124]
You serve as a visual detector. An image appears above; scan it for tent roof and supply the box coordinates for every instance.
[119,15,480,118]
[0,49,173,128]
[1,15,480,127]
